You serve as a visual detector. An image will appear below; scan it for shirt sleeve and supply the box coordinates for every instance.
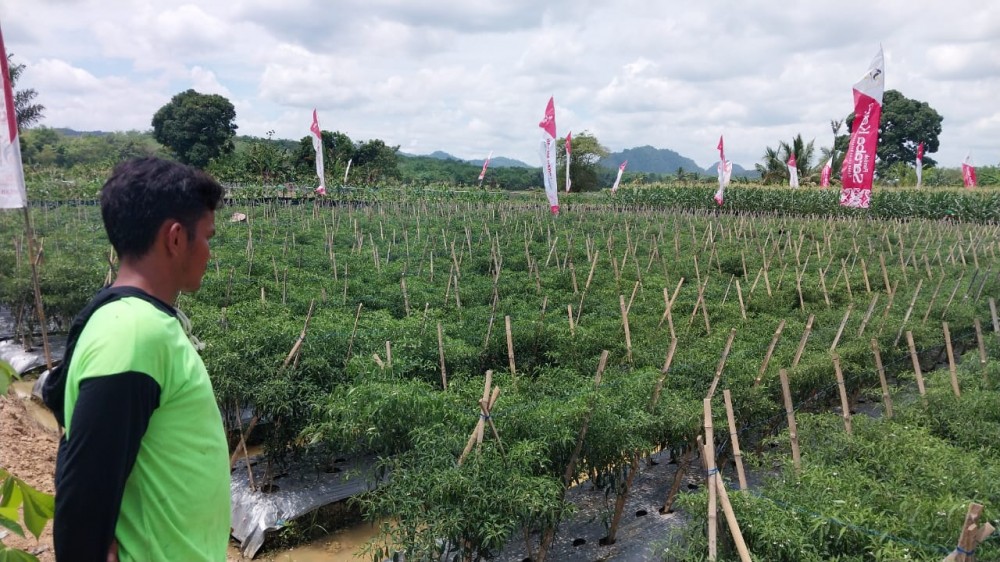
[53,371,160,562]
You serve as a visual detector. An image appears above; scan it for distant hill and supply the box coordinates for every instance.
[415,150,533,169]
[54,127,112,137]
[703,162,760,179]
[599,146,703,175]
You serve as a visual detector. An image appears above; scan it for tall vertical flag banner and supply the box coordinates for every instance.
[787,153,799,188]
[478,150,493,184]
[538,97,559,214]
[0,25,27,209]
[611,160,628,193]
[713,135,731,205]
[840,47,885,208]
[962,154,977,188]
[820,156,833,188]
[915,142,924,187]
[564,131,572,192]
[310,110,326,195]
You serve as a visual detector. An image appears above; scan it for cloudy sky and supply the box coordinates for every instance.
[5,0,999,169]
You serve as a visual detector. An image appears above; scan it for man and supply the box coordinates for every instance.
[42,157,230,561]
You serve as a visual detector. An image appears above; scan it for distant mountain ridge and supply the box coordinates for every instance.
[599,145,758,178]
[410,150,533,169]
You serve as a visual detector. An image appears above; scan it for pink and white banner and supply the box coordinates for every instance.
[915,142,924,187]
[714,136,730,205]
[538,97,559,214]
[611,160,627,193]
[820,156,833,188]
[787,153,799,188]
[0,24,27,209]
[310,109,326,195]
[478,150,493,183]
[840,47,885,208]
[564,131,572,192]
[962,154,977,188]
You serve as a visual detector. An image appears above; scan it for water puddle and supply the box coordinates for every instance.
[228,519,384,561]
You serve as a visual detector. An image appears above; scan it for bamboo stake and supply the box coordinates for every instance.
[922,273,945,324]
[458,370,494,464]
[832,353,853,434]
[755,319,785,385]
[505,315,517,377]
[792,314,815,368]
[438,322,448,390]
[567,304,575,336]
[894,278,923,346]
[905,331,927,399]
[620,295,633,363]
[704,399,718,561]
[974,319,988,380]
[871,338,894,418]
[345,303,363,365]
[858,293,879,338]
[829,304,853,353]
[860,257,872,293]
[735,279,747,320]
[722,390,747,491]
[706,328,737,399]
[990,298,1000,341]
[778,369,802,474]
[943,322,960,398]
[710,463,753,562]
[650,338,678,411]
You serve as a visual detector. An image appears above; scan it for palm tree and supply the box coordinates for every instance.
[756,134,816,185]
[7,54,45,131]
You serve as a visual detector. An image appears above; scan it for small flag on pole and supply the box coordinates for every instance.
[962,154,977,188]
[713,135,730,205]
[820,156,833,188]
[478,150,492,185]
[310,109,326,195]
[538,97,559,214]
[564,131,572,192]
[915,142,924,187]
[787,152,799,188]
[611,160,627,193]
[0,25,27,210]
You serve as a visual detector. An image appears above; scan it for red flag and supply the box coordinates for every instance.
[717,135,725,163]
[478,150,492,183]
[916,142,924,161]
[840,47,885,208]
[538,97,559,213]
[962,154,977,188]
[916,142,924,187]
[820,157,833,188]
[0,23,27,209]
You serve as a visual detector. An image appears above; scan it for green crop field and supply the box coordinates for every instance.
[2,185,999,561]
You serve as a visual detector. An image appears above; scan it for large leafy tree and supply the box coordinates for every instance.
[835,89,943,177]
[6,54,45,130]
[293,130,354,184]
[756,134,815,185]
[151,89,237,168]
[558,130,609,192]
[352,138,399,186]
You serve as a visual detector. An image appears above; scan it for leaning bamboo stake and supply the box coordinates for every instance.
[990,298,1000,341]
[704,399,718,561]
[650,338,678,410]
[661,446,694,515]
[832,353,853,434]
[438,322,448,390]
[857,293,879,337]
[778,369,802,475]
[974,319,988,380]
[943,322,960,398]
[706,328,737,399]
[505,315,517,377]
[567,304,575,336]
[829,304,853,353]
[620,295,633,363]
[922,273,945,324]
[943,502,992,562]
[894,278,923,346]
[755,319,785,385]
[735,279,747,320]
[710,462,753,562]
[870,338,894,418]
[723,390,747,491]
[860,257,872,293]
[792,314,815,368]
[905,331,928,399]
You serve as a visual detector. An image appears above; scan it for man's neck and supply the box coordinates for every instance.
[112,261,179,305]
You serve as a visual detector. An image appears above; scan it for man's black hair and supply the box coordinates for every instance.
[100,157,224,259]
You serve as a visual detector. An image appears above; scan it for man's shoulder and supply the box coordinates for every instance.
[84,297,176,341]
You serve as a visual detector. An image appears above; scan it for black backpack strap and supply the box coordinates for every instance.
[41,286,175,427]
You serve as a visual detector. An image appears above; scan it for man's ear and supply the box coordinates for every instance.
[164,220,185,257]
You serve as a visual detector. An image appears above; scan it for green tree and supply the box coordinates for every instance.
[6,54,45,131]
[558,131,609,192]
[151,89,237,168]
[756,134,815,185]
[293,130,354,185]
[836,89,943,178]
[353,138,399,186]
